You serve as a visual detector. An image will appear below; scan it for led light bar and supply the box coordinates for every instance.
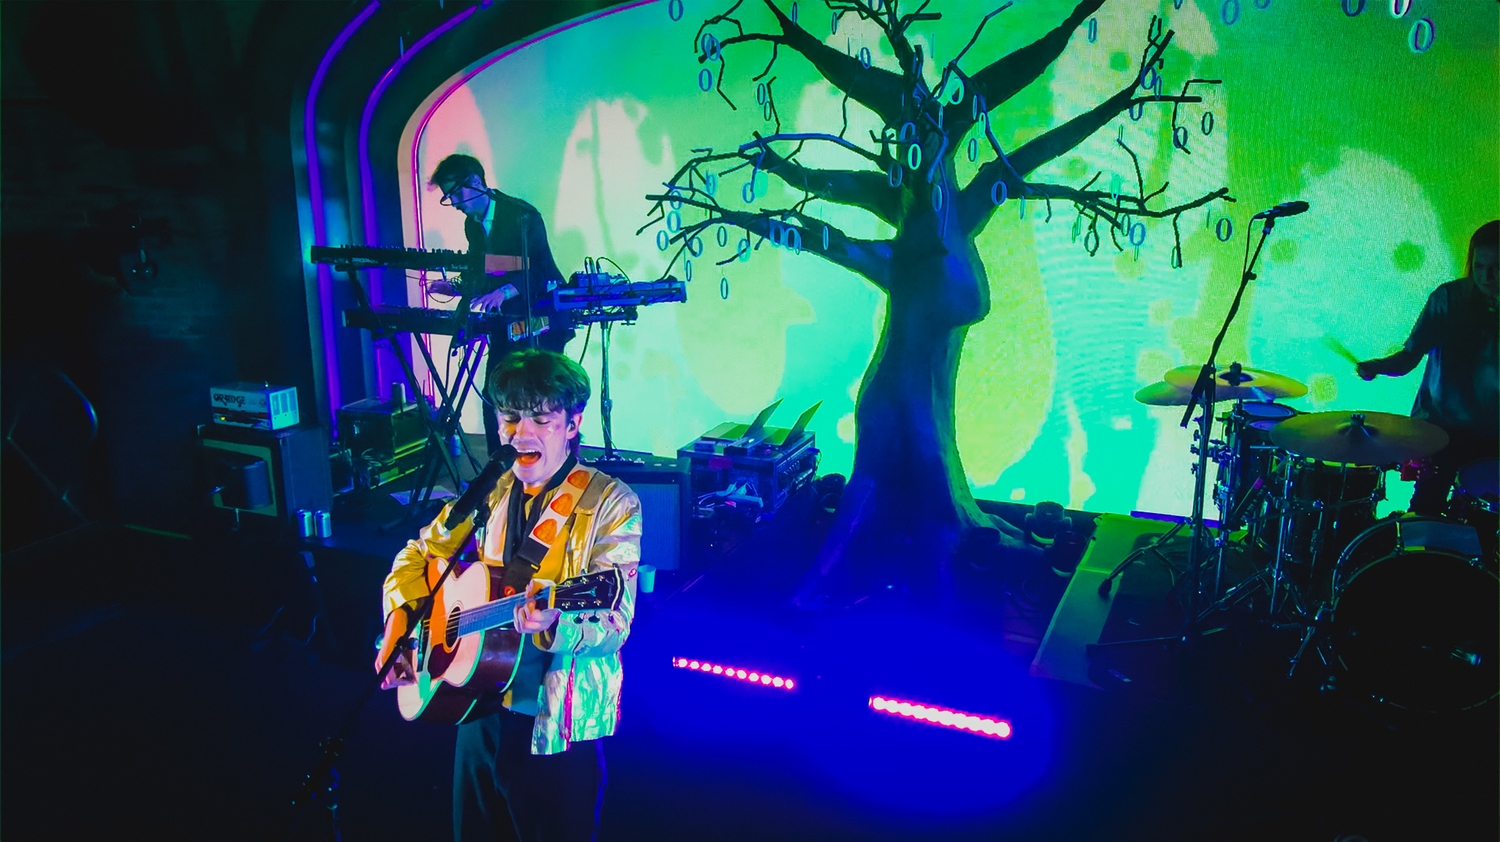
[671,657,795,690]
[869,696,1012,739]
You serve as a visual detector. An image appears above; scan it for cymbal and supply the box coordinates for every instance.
[1269,410,1449,465]
[1162,365,1308,401]
[1134,381,1198,406]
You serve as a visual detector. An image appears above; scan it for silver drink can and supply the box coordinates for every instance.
[296,509,315,538]
[315,510,333,539]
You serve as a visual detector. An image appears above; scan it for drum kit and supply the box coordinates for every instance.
[1131,364,1499,714]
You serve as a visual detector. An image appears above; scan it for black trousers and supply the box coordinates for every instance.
[453,708,605,842]
[1409,427,1498,516]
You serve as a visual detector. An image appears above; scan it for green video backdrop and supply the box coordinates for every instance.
[400,0,1497,516]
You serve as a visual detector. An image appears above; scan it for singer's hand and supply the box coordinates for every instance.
[376,609,417,688]
[427,279,458,297]
[514,579,560,634]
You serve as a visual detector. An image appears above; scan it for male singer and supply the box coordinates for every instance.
[378,349,640,841]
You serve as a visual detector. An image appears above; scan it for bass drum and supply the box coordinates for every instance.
[1330,517,1497,713]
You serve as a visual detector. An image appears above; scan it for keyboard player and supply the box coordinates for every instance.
[428,153,575,457]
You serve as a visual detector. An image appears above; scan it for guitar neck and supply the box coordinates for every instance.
[448,586,552,638]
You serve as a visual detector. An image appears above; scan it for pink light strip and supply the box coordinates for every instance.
[672,658,796,690]
[869,696,1013,739]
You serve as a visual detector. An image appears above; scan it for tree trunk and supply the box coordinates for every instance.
[796,224,1032,606]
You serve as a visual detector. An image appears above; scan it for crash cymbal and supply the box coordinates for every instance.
[1269,410,1449,465]
[1162,364,1309,401]
[1134,381,1198,406]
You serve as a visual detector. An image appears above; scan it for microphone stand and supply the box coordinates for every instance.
[1089,212,1279,656]
[288,450,508,839]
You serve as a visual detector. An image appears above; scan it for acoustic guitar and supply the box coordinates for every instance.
[394,561,623,725]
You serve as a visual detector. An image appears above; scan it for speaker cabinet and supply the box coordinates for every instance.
[198,423,333,523]
[580,446,686,571]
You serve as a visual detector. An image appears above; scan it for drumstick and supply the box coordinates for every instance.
[1321,335,1360,365]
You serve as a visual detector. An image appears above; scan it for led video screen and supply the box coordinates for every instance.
[399,0,1497,516]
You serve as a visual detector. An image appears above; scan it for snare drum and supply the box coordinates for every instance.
[1270,456,1384,573]
[1330,517,1497,713]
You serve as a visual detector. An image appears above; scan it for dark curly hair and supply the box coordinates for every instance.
[429,153,486,190]
[486,349,590,419]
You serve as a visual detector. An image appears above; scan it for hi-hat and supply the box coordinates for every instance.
[1134,381,1198,406]
[1269,410,1449,465]
[1162,365,1308,401]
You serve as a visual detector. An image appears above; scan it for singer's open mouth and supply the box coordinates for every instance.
[515,450,542,466]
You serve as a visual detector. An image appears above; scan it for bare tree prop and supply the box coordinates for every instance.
[642,0,1233,603]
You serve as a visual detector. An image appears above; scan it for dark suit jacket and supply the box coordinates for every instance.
[465,191,574,356]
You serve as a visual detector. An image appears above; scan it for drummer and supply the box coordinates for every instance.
[1357,220,1498,515]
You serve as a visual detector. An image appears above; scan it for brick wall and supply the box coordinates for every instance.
[1,1,325,544]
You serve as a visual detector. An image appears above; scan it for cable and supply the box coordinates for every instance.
[576,323,593,366]
[598,256,631,280]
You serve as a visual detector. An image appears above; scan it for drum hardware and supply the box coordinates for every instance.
[1285,604,1332,680]
[1099,210,1295,653]
[1451,459,1499,561]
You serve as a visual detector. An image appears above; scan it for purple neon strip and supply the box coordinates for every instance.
[408,0,657,253]
[359,5,478,246]
[306,0,380,419]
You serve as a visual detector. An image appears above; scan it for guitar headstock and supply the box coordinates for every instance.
[552,568,625,613]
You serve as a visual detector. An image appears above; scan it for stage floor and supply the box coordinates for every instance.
[2,475,1493,841]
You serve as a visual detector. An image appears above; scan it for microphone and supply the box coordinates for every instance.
[1252,200,1310,220]
[442,444,517,530]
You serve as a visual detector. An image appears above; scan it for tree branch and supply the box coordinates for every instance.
[754,0,906,126]
[645,192,895,290]
[752,142,904,227]
[956,0,1103,134]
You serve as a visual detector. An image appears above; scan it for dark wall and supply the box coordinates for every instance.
[0,1,625,547]
[1,1,342,544]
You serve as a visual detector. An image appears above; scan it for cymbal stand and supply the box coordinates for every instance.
[289,515,478,840]
[1090,213,1279,653]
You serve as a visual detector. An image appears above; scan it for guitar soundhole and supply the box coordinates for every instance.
[443,605,461,649]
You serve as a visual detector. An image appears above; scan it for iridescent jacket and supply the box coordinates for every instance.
[383,468,642,755]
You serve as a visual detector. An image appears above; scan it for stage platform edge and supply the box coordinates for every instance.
[1029,513,1177,689]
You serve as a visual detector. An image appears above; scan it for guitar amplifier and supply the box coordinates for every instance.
[337,397,425,459]
[210,382,300,430]
[197,423,332,523]
[580,446,686,571]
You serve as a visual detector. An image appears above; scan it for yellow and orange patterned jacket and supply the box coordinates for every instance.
[383,465,642,754]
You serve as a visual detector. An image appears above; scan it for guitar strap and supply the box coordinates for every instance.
[500,458,603,597]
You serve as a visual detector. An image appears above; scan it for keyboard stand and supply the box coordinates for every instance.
[338,267,473,521]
